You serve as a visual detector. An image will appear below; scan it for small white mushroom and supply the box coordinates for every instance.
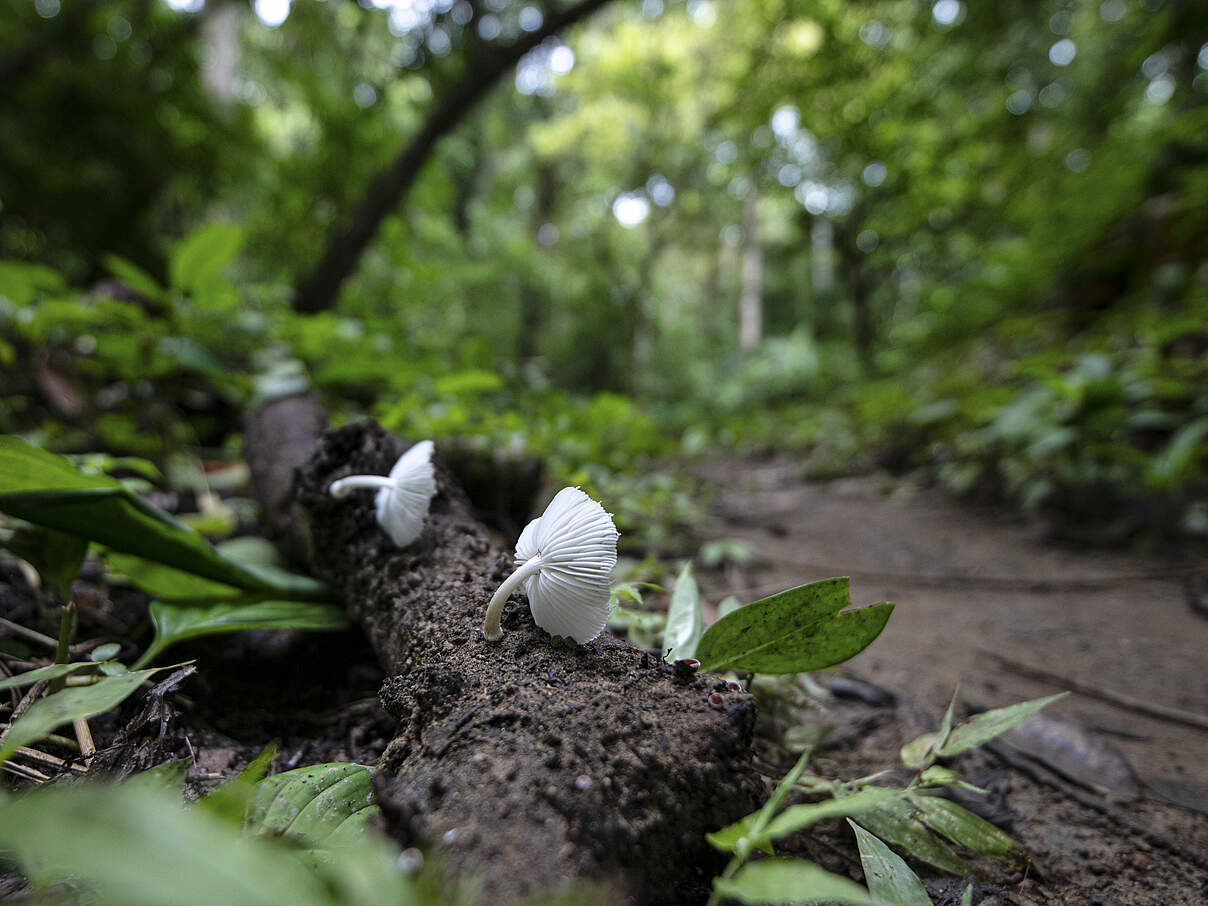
[328,440,436,548]
[482,486,619,644]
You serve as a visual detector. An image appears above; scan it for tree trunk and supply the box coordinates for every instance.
[245,402,762,903]
[739,186,763,355]
[291,0,617,315]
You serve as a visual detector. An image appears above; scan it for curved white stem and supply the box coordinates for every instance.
[482,556,545,642]
[329,475,395,497]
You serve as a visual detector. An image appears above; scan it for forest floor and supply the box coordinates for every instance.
[5,453,1208,904]
[697,458,1208,905]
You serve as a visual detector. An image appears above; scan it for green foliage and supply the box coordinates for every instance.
[849,821,932,906]
[707,688,1058,905]
[662,562,703,662]
[695,578,893,675]
[0,667,171,765]
[244,762,379,849]
[0,435,327,600]
[136,599,348,669]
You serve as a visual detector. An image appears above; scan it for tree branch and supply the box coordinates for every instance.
[291,0,618,314]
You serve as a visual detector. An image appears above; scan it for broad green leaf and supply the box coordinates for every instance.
[856,799,968,875]
[696,578,893,675]
[169,223,243,293]
[106,551,245,601]
[909,795,1018,859]
[0,784,335,906]
[0,660,95,690]
[2,523,87,600]
[849,821,933,906]
[136,599,348,668]
[663,561,703,662]
[0,668,166,764]
[102,253,164,302]
[939,694,1067,758]
[0,436,327,601]
[246,763,377,848]
[712,858,873,905]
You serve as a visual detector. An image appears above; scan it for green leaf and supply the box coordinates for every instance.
[0,783,336,906]
[102,253,164,302]
[695,577,893,675]
[0,668,167,764]
[710,788,903,853]
[855,800,968,876]
[909,795,1019,859]
[916,766,987,795]
[759,789,907,848]
[0,660,95,690]
[0,436,328,601]
[2,523,87,600]
[900,733,938,771]
[169,223,243,293]
[90,642,122,661]
[960,883,973,906]
[245,763,378,849]
[939,693,1067,758]
[136,599,348,668]
[849,821,933,906]
[0,260,66,306]
[106,551,245,601]
[712,858,873,905]
[663,561,703,662]
[707,746,816,855]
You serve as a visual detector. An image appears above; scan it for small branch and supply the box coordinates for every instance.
[1,760,49,783]
[291,0,617,313]
[0,617,58,651]
[73,718,96,767]
[980,650,1208,733]
[0,679,49,752]
[16,746,88,775]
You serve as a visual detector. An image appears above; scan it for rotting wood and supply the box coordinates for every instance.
[246,403,762,904]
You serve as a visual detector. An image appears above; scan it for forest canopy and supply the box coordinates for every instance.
[2,0,1206,544]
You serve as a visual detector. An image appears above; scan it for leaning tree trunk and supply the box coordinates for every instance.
[246,401,761,904]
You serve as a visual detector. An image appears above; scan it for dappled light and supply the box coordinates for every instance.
[2,0,1207,902]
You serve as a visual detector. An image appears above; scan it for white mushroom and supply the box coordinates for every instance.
[482,486,619,644]
[328,440,436,547]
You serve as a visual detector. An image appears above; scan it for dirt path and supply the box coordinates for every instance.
[700,459,1208,813]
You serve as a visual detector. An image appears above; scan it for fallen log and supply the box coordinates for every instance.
[246,407,761,904]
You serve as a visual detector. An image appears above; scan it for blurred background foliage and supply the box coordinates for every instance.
[1,0,1206,546]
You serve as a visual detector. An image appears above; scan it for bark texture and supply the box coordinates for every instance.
[258,415,761,903]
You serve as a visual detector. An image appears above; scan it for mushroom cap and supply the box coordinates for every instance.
[515,486,619,644]
[375,440,436,547]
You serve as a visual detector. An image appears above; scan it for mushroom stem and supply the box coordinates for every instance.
[329,475,395,497]
[482,556,545,642]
